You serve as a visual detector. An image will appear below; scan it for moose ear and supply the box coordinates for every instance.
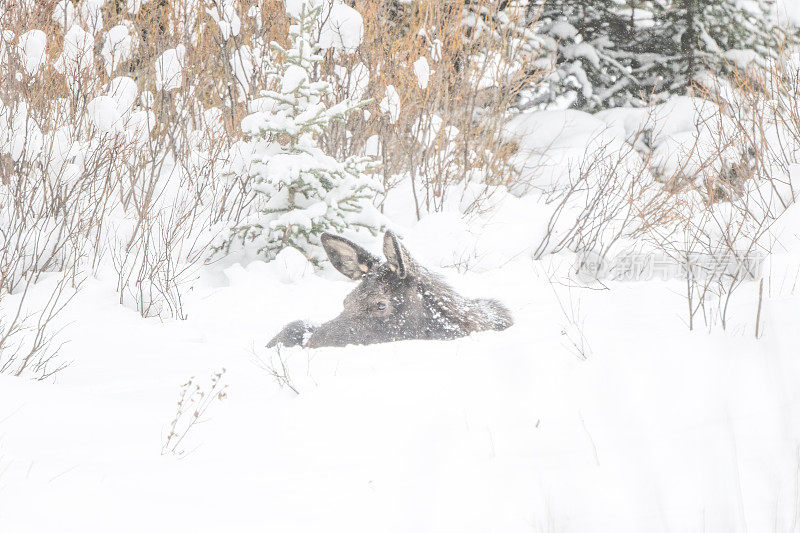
[321,233,380,280]
[383,231,415,279]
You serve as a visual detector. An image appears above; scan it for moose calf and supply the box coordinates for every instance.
[267,231,513,348]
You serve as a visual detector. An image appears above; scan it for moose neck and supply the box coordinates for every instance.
[414,267,478,339]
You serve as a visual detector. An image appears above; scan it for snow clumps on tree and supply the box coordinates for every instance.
[222,0,382,265]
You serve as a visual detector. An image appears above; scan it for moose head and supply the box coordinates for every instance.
[267,231,512,348]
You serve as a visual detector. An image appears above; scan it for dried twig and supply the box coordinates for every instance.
[162,368,228,457]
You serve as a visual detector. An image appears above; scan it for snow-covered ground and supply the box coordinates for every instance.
[2,1,800,529]
[2,189,800,531]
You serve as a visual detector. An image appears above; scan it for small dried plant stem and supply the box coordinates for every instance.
[162,368,228,456]
[755,278,764,339]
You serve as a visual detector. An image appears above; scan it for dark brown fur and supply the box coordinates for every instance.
[267,231,513,348]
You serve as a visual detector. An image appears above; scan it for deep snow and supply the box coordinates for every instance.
[1,1,800,527]
[1,203,800,532]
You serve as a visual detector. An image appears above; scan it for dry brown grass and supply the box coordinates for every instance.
[323,0,540,215]
[2,0,538,211]
[0,0,540,375]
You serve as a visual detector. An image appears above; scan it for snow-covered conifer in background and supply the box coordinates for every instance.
[223,0,382,264]
[530,0,793,111]
[641,0,787,95]
[531,0,643,111]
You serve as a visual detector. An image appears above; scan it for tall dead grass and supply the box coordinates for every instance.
[323,0,540,215]
[0,0,539,377]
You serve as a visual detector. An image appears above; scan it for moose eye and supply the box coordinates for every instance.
[376,302,387,311]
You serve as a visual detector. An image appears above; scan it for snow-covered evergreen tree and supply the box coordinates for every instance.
[642,0,786,96]
[529,0,790,111]
[531,0,643,111]
[223,1,382,264]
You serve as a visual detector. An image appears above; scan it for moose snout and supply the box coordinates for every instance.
[307,319,355,348]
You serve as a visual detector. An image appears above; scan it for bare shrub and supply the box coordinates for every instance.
[544,269,592,360]
[162,368,228,457]
[639,53,800,332]
[533,124,675,271]
[255,346,299,395]
[0,268,79,380]
[320,0,541,216]
[0,90,124,294]
[0,0,543,342]
[107,104,227,318]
